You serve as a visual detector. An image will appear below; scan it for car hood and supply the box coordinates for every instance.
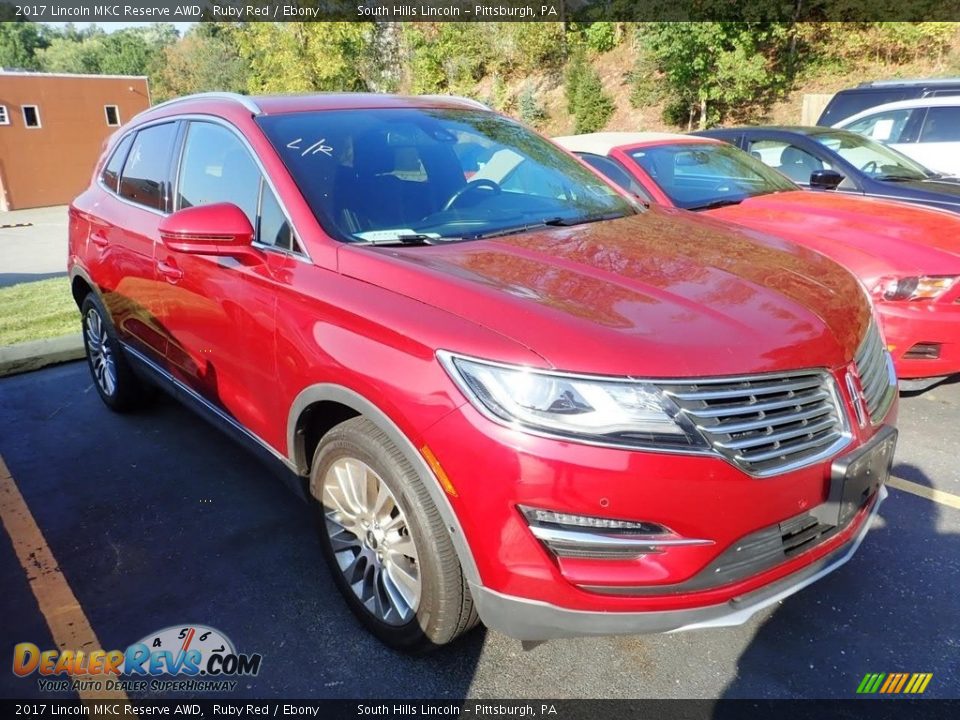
[337,207,869,378]
[707,190,960,278]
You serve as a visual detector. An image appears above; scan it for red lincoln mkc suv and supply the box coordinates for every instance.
[69,93,898,651]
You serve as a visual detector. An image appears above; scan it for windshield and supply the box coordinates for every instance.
[812,131,933,180]
[256,108,636,243]
[625,143,797,210]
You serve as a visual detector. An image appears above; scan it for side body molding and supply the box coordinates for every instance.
[286,384,482,587]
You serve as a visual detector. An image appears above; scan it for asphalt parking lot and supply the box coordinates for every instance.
[0,361,958,700]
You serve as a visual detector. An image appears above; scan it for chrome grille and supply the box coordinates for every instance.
[662,372,848,476]
[854,321,897,423]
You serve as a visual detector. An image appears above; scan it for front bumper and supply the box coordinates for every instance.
[470,485,886,640]
[879,300,960,379]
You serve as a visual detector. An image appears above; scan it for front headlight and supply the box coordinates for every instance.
[873,275,957,301]
[437,351,705,450]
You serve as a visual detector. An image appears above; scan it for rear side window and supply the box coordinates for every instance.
[843,109,914,143]
[100,134,134,192]
[177,122,260,228]
[819,90,913,126]
[119,123,177,211]
[918,106,960,142]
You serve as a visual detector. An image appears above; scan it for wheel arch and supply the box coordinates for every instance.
[287,384,481,587]
[70,270,97,309]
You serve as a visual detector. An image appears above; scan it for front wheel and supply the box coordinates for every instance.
[311,417,478,652]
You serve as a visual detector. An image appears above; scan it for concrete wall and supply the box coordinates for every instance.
[801,93,835,126]
[0,73,151,210]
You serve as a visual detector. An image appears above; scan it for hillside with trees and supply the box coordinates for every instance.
[2,21,959,132]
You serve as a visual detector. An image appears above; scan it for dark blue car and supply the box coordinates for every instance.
[694,126,960,214]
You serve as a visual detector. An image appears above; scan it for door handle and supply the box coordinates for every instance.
[157,260,183,283]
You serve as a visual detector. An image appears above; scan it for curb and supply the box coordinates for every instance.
[0,334,85,378]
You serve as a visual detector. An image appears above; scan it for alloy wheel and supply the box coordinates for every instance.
[322,457,421,626]
[84,307,117,397]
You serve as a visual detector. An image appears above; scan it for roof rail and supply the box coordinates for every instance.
[419,94,491,111]
[858,78,960,88]
[135,92,261,120]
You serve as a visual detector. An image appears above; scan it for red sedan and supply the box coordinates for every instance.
[69,94,896,650]
[555,132,960,384]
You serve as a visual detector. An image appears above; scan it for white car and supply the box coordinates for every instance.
[833,96,960,176]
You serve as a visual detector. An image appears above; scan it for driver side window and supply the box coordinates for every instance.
[748,140,830,185]
[177,121,303,254]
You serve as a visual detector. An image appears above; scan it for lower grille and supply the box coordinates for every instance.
[581,491,883,597]
[661,371,849,476]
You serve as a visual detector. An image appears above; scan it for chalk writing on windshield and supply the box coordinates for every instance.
[286,138,334,157]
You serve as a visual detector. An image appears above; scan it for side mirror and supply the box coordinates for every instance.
[158,203,256,258]
[809,169,844,190]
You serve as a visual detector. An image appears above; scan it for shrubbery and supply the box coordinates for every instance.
[565,54,615,133]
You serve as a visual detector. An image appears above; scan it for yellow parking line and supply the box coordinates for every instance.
[888,476,960,511]
[0,454,128,701]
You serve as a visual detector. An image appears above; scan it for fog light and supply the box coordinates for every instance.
[519,505,711,560]
[903,342,941,360]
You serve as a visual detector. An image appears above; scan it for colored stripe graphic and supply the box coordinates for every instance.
[857,672,932,694]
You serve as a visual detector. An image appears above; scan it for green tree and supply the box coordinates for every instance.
[36,34,107,74]
[0,21,48,70]
[153,27,248,101]
[641,22,791,129]
[571,65,614,133]
[402,24,490,95]
[517,83,548,128]
[239,23,372,94]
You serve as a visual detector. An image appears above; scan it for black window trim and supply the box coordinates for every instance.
[173,116,309,261]
[0,105,9,126]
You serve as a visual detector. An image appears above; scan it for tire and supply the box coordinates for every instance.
[311,417,479,652]
[80,293,151,412]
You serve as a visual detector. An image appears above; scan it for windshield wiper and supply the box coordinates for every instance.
[542,211,627,227]
[876,174,924,182]
[688,198,744,211]
[467,212,629,241]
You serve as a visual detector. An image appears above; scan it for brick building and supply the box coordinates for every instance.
[0,71,151,210]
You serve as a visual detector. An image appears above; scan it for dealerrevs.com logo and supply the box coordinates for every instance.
[12,624,263,693]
